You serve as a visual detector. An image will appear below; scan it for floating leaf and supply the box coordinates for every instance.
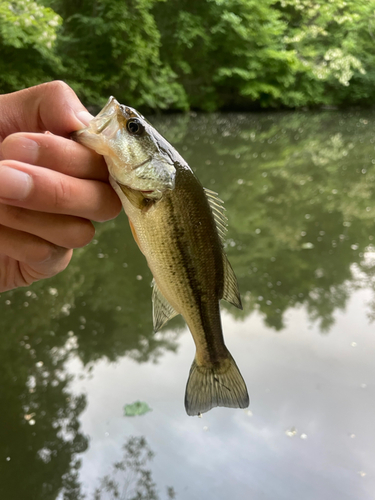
[123,401,152,417]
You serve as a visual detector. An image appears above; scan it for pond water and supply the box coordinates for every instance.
[1,111,375,500]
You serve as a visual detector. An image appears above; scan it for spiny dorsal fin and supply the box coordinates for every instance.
[204,188,242,309]
[152,280,179,332]
[204,188,228,244]
[223,255,242,309]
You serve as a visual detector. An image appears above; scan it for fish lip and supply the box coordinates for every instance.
[71,129,83,141]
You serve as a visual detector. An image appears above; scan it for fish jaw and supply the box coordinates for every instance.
[72,96,176,197]
[105,152,175,200]
[72,96,119,155]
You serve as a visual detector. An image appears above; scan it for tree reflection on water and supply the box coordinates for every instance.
[93,436,175,500]
[168,110,375,331]
[1,110,375,498]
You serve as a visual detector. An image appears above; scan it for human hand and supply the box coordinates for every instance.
[0,81,122,292]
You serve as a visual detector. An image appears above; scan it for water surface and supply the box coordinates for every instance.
[1,111,375,499]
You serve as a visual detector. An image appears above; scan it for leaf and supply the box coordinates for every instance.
[123,401,152,417]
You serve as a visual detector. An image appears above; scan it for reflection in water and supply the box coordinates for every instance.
[0,321,88,500]
[1,110,375,497]
[93,436,175,500]
[163,111,375,332]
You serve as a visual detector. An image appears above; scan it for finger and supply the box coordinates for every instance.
[0,81,93,139]
[0,204,95,249]
[1,132,109,181]
[0,225,72,278]
[0,162,122,222]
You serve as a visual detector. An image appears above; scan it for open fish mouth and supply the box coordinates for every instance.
[73,96,176,198]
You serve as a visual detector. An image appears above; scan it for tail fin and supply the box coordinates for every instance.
[184,353,249,416]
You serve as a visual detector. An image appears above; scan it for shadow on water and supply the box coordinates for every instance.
[1,110,375,498]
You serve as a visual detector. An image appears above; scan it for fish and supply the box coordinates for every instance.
[73,97,249,416]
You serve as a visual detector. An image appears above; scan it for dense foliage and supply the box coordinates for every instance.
[0,0,374,110]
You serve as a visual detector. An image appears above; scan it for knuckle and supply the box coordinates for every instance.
[37,81,77,111]
[62,139,76,174]
[53,177,72,211]
[47,80,71,95]
[5,205,25,225]
[33,80,71,99]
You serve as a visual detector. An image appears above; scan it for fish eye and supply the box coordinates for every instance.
[127,118,144,136]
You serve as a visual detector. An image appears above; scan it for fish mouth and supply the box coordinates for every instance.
[95,117,112,134]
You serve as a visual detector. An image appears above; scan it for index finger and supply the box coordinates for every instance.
[0,81,93,139]
[1,132,109,181]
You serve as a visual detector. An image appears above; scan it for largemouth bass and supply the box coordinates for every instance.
[73,97,249,416]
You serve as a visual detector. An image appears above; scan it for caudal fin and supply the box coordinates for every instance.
[184,353,249,416]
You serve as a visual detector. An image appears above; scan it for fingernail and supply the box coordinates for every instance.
[76,110,94,127]
[0,166,33,200]
[2,137,39,164]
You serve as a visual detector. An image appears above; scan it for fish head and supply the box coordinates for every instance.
[73,97,176,199]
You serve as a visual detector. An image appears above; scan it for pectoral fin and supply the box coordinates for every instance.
[129,220,141,249]
[152,280,179,332]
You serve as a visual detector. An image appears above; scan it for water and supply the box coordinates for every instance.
[1,111,375,499]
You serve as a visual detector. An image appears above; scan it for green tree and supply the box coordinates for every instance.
[45,0,187,110]
[153,0,296,110]
[0,0,61,91]
[276,0,375,107]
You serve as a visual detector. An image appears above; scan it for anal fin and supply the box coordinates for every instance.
[152,280,179,332]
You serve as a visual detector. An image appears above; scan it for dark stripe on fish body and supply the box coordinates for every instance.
[168,166,227,365]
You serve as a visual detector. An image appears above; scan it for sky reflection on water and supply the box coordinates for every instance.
[71,286,375,500]
[1,110,375,499]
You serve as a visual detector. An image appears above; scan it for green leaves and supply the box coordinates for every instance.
[0,1,62,92]
[0,0,374,109]
[0,0,61,52]
[279,0,374,105]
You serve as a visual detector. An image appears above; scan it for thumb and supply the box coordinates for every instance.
[1,81,94,138]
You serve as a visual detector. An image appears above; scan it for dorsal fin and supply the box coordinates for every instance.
[204,188,242,310]
[204,188,228,245]
[222,256,242,309]
[152,280,179,332]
